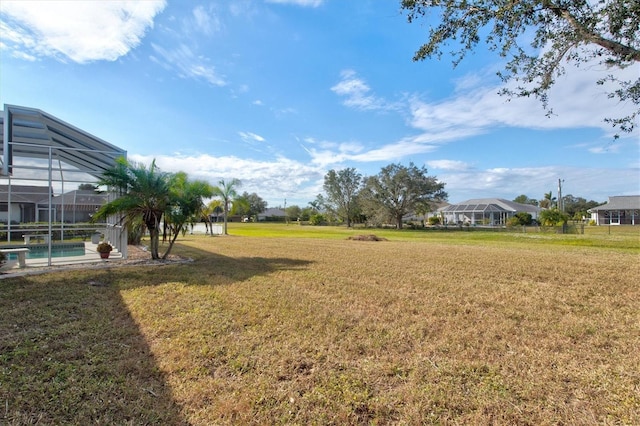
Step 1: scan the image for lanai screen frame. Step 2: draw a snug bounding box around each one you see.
[1,104,128,264]
[440,203,511,225]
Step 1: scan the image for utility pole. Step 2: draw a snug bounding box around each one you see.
[284,198,288,225]
[557,179,564,211]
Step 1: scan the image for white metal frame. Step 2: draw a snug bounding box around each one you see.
[1,104,128,264]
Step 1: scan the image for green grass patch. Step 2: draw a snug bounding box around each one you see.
[227,222,640,250]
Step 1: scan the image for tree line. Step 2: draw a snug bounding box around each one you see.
[312,162,447,230]
[93,159,447,259]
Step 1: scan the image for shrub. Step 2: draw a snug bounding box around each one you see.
[427,216,441,225]
[539,209,569,226]
[309,214,326,226]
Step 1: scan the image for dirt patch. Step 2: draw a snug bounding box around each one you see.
[346,234,388,241]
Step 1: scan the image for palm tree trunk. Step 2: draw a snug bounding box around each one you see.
[149,228,161,259]
[223,204,229,235]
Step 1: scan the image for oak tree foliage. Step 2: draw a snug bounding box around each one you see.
[360,162,447,229]
[323,168,363,227]
[401,0,640,135]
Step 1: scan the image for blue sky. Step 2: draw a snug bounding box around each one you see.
[1,0,638,207]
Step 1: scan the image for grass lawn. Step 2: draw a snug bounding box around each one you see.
[1,225,639,424]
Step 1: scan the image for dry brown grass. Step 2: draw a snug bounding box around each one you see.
[2,233,639,425]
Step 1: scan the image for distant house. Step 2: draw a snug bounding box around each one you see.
[439,198,541,226]
[588,195,640,225]
[403,201,450,223]
[257,208,287,222]
[0,185,106,224]
[48,190,108,223]
[0,185,51,223]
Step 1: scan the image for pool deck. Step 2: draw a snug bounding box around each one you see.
[1,242,124,272]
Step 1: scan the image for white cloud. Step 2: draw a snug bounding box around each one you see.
[192,5,221,36]
[436,164,640,203]
[324,59,638,172]
[148,4,227,87]
[409,58,639,136]
[265,0,324,7]
[331,69,399,112]
[238,131,266,143]
[129,152,324,206]
[151,43,226,86]
[426,160,471,171]
[0,0,166,63]
[302,138,365,167]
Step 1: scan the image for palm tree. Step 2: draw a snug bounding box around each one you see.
[203,199,224,234]
[162,172,213,257]
[540,191,557,209]
[212,178,241,235]
[94,157,170,259]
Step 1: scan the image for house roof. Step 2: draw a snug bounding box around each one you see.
[258,208,286,218]
[44,190,108,207]
[588,195,640,211]
[1,104,126,178]
[0,185,51,204]
[440,198,540,214]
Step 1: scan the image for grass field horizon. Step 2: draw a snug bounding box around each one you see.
[1,224,639,424]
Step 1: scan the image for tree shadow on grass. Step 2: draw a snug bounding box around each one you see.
[0,244,312,425]
[111,242,314,290]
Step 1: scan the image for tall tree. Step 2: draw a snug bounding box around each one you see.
[401,0,640,134]
[514,194,539,206]
[162,172,213,258]
[212,178,241,235]
[78,183,99,192]
[230,196,250,218]
[562,194,601,219]
[323,168,363,227]
[285,205,302,221]
[232,191,267,221]
[361,162,447,229]
[94,157,170,260]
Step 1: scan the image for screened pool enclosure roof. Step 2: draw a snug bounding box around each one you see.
[441,203,509,213]
[440,198,541,215]
[1,104,126,178]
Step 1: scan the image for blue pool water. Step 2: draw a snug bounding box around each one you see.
[4,244,86,260]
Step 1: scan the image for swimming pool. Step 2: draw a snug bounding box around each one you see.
[3,243,86,260]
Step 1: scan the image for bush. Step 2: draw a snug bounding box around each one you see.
[539,209,569,226]
[508,212,533,226]
[427,216,441,225]
[309,214,326,226]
